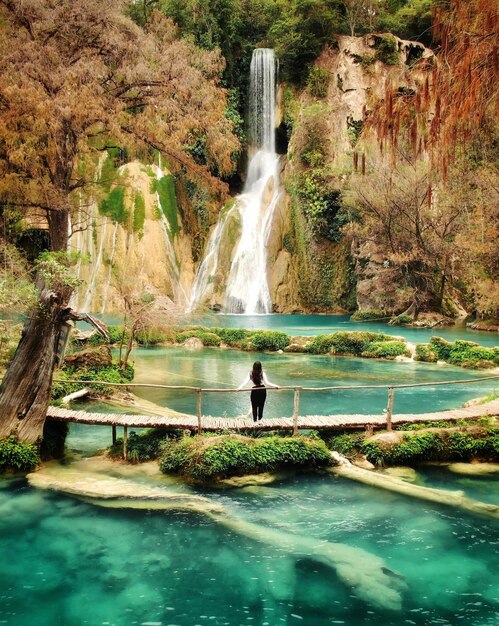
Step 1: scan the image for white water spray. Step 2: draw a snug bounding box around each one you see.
[189,48,280,314]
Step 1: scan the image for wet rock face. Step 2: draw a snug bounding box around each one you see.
[354,241,413,314]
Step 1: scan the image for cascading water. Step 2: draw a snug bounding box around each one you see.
[189,48,281,314]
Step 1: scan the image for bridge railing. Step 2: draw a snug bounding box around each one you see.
[54,375,499,436]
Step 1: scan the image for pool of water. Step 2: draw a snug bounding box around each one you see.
[204,314,498,347]
[127,347,497,419]
[1,471,498,626]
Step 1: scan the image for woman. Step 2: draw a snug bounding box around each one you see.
[238,361,278,422]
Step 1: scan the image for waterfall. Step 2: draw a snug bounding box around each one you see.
[189,48,280,314]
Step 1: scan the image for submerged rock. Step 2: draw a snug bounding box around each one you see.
[448,462,499,476]
[382,466,418,483]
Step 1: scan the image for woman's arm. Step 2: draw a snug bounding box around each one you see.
[237,373,251,390]
[262,371,279,388]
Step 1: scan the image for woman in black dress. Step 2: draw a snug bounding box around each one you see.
[238,361,278,422]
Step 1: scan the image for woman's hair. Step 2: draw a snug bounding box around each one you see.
[250,361,263,386]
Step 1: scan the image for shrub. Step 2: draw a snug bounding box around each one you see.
[197,332,222,347]
[109,428,183,462]
[307,66,329,98]
[306,334,337,354]
[248,330,290,351]
[447,430,499,461]
[306,331,393,356]
[210,327,252,346]
[427,337,499,367]
[389,314,413,326]
[322,432,365,457]
[447,340,499,368]
[135,328,167,346]
[374,34,399,65]
[159,435,331,480]
[51,363,134,400]
[361,429,499,466]
[361,341,410,359]
[87,325,128,346]
[428,336,453,361]
[415,344,438,363]
[362,432,444,466]
[0,437,39,472]
[350,310,388,321]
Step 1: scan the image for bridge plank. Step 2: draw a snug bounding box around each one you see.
[45,399,499,431]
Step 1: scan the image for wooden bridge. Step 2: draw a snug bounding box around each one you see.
[47,375,499,457]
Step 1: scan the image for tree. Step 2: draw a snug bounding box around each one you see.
[112,261,183,371]
[0,0,239,443]
[369,0,498,173]
[347,149,469,316]
[343,0,377,36]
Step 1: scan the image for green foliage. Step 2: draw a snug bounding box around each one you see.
[373,34,399,65]
[347,118,363,146]
[361,340,410,359]
[35,251,82,291]
[0,436,39,472]
[428,336,453,361]
[86,325,129,346]
[306,331,393,355]
[427,337,499,368]
[323,432,365,457]
[247,330,290,351]
[447,430,499,461]
[134,328,167,346]
[99,187,128,225]
[225,87,246,158]
[51,362,134,400]
[307,66,330,98]
[197,331,222,347]
[362,432,444,466]
[133,192,146,233]
[210,327,252,346]
[447,340,499,368]
[379,0,433,46]
[109,428,184,463]
[0,322,21,367]
[283,86,298,140]
[0,239,36,313]
[159,434,331,480]
[98,149,123,193]
[362,428,499,466]
[351,54,376,69]
[152,175,179,236]
[268,1,341,83]
[297,172,348,242]
[389,314,413,325]
[299,105,329,167]
[350,310,388,322]
[415,344,438,363]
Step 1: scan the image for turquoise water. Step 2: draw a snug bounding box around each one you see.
[1,472,498,626]
[2,316,497,625]
[205,314,499,347]
[99,313,498,347]
[128,347,497,419]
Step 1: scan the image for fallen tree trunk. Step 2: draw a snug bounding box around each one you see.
[329,452,499,520]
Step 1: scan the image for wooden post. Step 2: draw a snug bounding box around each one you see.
[112,425,117,445]
[197,389,202,434]
[123,426,128,460]
[386,387,395,431]
[293,387,301,437]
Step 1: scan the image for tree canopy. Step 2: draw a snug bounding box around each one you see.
[0,0,239,249]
